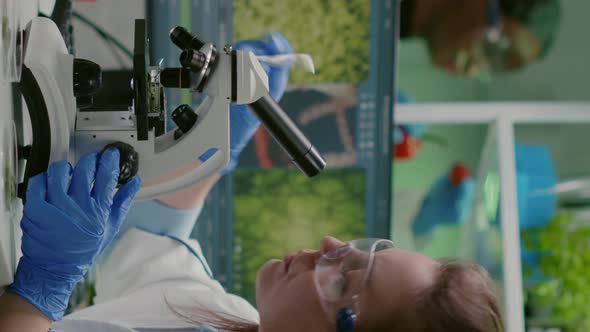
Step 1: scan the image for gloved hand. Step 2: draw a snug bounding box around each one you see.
[200,32,293,174]
[7,149,141,321]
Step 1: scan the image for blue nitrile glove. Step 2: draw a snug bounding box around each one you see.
[199,32,292,174]
[412,163,475,236]
[7,149,141,321]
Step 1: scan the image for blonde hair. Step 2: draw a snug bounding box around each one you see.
[400,260,504,331]
[171,260,503,332]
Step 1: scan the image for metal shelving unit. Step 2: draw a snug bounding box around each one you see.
[396,102,590,332]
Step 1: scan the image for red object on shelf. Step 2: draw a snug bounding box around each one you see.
[254,127,274,168]
[448,162,471,185]
[394,130,421,160]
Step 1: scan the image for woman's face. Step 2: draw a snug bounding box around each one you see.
[255,237,441,331]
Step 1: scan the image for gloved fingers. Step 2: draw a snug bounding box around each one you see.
[92,148,120,209]
[230,104,260,136]
[25,172,47,205]
[262,32,294,55]
[230,105,261,149]
[232,36,290,54]
[233,39,269,55]
[267,63,290,101]
[37,161,96,235]
[22,173,59,225]
[233,36,291,101]
[69,152,99,205]
[46,161,74,209]
[22,193,97,250]
[261,32,292,101]
[110,176,142,229]
[20,215,72,257]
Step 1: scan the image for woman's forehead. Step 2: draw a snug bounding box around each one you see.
[349,249,438,327]
[365,249,440,300]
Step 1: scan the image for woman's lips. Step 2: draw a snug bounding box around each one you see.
[283,250,319,272]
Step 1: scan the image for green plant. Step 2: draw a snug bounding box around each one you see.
[523,212,590,331]
[232,168,365,304]
[233,0,370,83]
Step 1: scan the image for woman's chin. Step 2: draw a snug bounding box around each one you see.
[256,259,283,286]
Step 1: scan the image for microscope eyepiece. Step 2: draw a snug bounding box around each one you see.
[170,26,205,51]
[179,49,207,72]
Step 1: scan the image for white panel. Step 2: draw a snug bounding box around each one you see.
[0,81,16,288]
[20,0,41,25]
[0,0,33,289]
[73,0,146,70]
[396,103,590,123]
[496,117,525,332]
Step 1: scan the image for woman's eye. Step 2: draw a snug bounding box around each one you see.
[339,270,357,295]
[333,273,348,296]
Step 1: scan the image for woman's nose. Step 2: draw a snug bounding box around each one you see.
[320,236,345,255]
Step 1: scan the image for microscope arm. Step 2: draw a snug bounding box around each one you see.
[19,18,326,202]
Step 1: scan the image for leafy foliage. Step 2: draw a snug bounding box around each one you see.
[232,168,365,304]
[233,0,370,83]
[523,212,590,331]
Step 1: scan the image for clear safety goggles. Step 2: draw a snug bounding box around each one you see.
[313,238,395,324]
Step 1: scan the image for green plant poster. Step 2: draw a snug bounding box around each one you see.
[232,168,365,304]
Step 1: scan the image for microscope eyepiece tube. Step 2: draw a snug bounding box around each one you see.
[170,26,205,51]
[179,49,207,72]
[248,95,326,177]
[160,68,191,88]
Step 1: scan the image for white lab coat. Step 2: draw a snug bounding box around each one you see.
[52,228,259,331]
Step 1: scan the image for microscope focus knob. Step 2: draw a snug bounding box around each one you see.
[101,142,139,186]
[73,58,102,97]
[171,104,198,133]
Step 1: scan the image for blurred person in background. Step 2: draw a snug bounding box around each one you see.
[400,0,561,78]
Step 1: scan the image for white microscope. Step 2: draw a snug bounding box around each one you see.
[0,16,325,289]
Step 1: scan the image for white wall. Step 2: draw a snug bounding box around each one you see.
[73,0,145,70]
